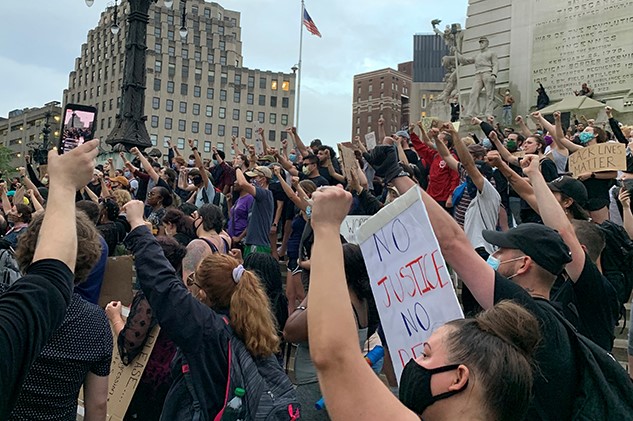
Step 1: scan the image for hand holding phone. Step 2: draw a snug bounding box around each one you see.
[58,104,98,154]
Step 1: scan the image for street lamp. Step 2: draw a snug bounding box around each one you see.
[87,0,185,151]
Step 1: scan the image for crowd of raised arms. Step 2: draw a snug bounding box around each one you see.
[1,106,633,421]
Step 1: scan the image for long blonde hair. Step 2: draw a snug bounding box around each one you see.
[196,253,280,357]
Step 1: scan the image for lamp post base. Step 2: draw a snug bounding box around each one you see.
[106,116,152,151]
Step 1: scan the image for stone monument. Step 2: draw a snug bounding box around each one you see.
[459,36,498,118]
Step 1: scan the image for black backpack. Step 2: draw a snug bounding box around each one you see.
[539,301,633,420]
[598,221,633,317]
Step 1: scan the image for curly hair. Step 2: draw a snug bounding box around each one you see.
[197,204,224,233]
[112,189,132,209]
[196,253,280,357]
[15,210,102,285]
[162,208,196,238]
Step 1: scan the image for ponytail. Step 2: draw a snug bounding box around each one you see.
[230,270,280,358]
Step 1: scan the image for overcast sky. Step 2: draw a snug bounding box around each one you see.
[0,0,467,145]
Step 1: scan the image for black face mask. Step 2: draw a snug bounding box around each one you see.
[399,359,468,415]
[191,175,203,186]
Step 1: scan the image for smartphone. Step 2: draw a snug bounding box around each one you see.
[58,103,98,154]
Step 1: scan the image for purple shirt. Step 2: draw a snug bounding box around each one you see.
[228,194,254,238]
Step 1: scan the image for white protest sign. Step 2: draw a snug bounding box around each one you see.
[340,216,371,244]
[356,186,463,383]
[255,138,265,156]
[364,132,377,150]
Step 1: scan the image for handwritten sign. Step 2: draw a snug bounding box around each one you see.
[364,132,377,151]
[337,142,358,182]
[356,186,463,383]
[340,216,371,244]
[568,143,626,177]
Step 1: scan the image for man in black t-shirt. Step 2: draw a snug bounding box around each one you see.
[278,153,329,187]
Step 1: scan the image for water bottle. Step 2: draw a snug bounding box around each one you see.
[221,388,246,421]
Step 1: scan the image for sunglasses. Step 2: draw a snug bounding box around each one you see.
[186,272,203,289]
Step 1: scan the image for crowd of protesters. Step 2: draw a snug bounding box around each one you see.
[1,101,633,421]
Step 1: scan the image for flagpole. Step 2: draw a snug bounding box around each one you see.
[295,0,305,132]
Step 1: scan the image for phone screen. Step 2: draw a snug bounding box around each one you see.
[59,104,97,154]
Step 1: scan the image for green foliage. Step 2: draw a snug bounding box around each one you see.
[0,145,15,179]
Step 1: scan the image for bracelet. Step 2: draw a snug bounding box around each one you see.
[295,306,307,311]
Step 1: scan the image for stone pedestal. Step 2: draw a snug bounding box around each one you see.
[429,100,451,122]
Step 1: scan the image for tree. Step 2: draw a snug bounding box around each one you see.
[0,145,16,180]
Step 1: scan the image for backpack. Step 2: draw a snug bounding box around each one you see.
[0,248,22,293]
[538,301,633,420]
[598,221,633,318]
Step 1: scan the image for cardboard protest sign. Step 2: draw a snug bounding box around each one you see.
[340,215,371,244]
[421,117,438,132]
[568,143,626,177]
[356,186,463,383]
[364,132,377,150]
[451,121,460,132]
[337,142,358,182]
[98,255,135,308]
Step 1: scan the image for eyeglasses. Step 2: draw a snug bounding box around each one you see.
[186,272,203,289]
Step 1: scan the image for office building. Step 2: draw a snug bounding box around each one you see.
[410,34,449,122]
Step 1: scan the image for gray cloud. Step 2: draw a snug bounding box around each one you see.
[1,0,467,146]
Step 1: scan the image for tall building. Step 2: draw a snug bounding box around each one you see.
[410,34,449,122]
[351,63,412,139]
[63,0,296,157]
[0,102,62,169]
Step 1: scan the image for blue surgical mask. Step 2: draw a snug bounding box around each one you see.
[289,153,297,163]
[482,138,492,149]
[579,132,594,144]
[486,255,501,271]
[212,159,218,166]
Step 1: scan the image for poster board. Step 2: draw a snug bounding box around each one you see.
[356,186,463,383]
[255,138,265,156]
[337,142,358,182]
[98,255,135,308]
[421,117,439,132]
[364,132,377,151]
[568,143,626,177]
[340,215,371,244]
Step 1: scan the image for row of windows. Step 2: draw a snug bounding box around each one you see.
[150,83,291,107]
[149,129,286,148]
[149,113,289,131]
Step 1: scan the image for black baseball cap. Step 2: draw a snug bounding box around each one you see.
[483,223,572,275]
[548,176,588,207]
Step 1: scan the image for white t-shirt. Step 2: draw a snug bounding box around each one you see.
[464,178,501,255]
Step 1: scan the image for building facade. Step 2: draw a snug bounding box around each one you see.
[410,34,449,122]
[0,102,62,170]
[63,0,296,158]
[351,63,412,140]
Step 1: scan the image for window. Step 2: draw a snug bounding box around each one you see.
[193,103,200,115]
[220,90,227,101]
[368,85,373,92]
[177,137,185,149]
[154,43,162,54]
[167,81,174,93]
[219,107,226,119]
[368,115,372,123]
[207,53,214,64]
[268,130,275,141]
[220,56,227,66]
[247,93,254,105]
[151,115,159,128]
[168,46,175,56]
[152,97,160,109]
[221,72,227,84]
[232,109,240,120]
[182,49,189,59]
[258,112,265,123]
[219,41,225,50]
[218,25,225,35]
[166,99,173,112]
[218,125,225,136]
[233,90,241,103]
[153,78,161,91]
[154,60,162,72]
[154,27,161,37]
[165,117,173,129]
[205,105,213,117]
[248,75,255,88]
[179,101,187,113]
[282,97,289,108]
[181,65,189,78]
[205,123,212,135]
[246,111,253,122]
[259,77,266,89]
[258,95,265,106]
[282,81,290,91]
[245,128,253,139]
[231,126,239,137]
[204,8,211,18]
[270,96,277,107]
[269,113,276,124]
[150,134,158,146]
[163,136,171,147]
[180,83,188,95]
[192,121,199,133]
[281,131,288,141]
[271,80,278,90]
[207,87,214,99]
[178,119,186,131]
[194,85,201,97]
[204,141,211,152]
[234,74,241,85]
[194,50,201,61]
[281,114,288,126]
[168,63,176,76]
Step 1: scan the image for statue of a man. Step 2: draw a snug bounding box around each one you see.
[460,36,498,118]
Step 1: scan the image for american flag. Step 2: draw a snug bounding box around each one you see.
[303,8,322,38]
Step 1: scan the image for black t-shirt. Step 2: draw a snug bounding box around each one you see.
[494,272,576,420]
[551,255,618,352]
[300,173,329,188]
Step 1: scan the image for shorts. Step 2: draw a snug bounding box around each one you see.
[584,198,610,212]
[288,257,299,272]
[243,244,272,258]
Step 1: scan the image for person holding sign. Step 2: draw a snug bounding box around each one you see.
[307,186,541,421]
[537,111,617,223]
